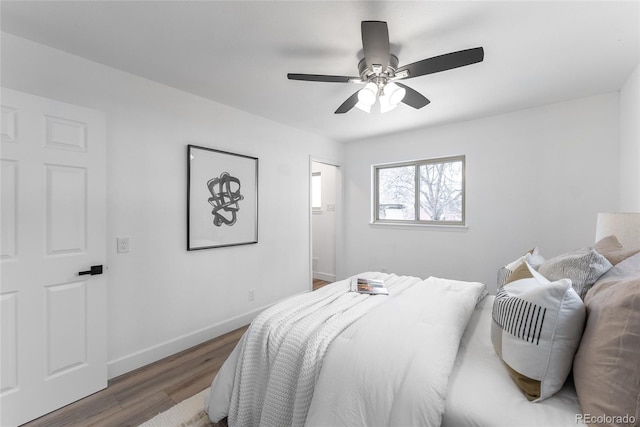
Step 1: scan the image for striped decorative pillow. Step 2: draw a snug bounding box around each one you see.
[538,248,612,299]
[491,262,586,402]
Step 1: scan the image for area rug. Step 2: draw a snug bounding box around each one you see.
[139,389,213,427]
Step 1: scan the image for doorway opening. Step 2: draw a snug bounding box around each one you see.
[310,159,341,290]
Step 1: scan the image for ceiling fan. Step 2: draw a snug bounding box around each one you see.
[287,21,484,114]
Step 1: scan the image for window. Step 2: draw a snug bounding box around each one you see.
[374,155,465,225]
[312,172,322,211]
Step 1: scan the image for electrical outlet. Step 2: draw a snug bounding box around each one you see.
[117,237,130,254]
[248,288,255,301]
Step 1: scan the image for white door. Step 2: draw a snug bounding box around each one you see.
[1,88,107,426]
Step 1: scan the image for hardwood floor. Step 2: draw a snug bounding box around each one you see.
[21,325,247,427]
[313,278,330,290]
[21,280,332,427]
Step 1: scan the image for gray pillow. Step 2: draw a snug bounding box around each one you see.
[538,248,612,299]
[591,251,640,286]
[573,273,640,425]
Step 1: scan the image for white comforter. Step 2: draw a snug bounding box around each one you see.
[206,273,486,427]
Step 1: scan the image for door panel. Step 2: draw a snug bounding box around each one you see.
[1,160,18,259]
[46,281,88,376]
[0,88,107,427]
[311,160,339,284]
[0,292,18,394]
[46,164,87,254]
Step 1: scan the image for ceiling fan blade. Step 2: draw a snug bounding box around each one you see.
[362,21,390,71]
[395,82,430,109]
[335,91,361,114]
[287,73,356,83]
[396,47,484,79]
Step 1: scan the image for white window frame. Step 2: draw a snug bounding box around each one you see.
[373,155,466,226]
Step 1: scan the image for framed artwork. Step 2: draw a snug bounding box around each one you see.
[187,144,258,250]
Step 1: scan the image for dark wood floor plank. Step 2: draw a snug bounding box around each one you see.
[21,326,248,427]
[112,328,246,409]
[21,388,121,427]
[89,391,174,427]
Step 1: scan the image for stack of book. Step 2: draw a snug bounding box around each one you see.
[350,277,389,295]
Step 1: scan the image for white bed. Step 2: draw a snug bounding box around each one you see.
[206,239,640,427]
[207,273,489,427]
[205,275,582,426]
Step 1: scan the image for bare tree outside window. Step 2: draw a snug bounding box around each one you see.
[378,166,415,220]
[374,156,465,225]
[419,160,463,222]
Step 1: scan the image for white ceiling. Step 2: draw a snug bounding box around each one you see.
[2,1,639,142]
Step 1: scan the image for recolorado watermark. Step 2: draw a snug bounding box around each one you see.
[576,413,636,425]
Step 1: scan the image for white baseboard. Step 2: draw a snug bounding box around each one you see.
[313,271,336,282]
[107,304,269,379]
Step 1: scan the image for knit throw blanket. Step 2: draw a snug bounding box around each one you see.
[227,273,422,427]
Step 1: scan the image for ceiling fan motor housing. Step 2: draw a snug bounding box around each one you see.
[358,54,399,84]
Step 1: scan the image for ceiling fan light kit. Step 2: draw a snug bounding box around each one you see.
[287,21,484,115]
[357,82,378,105]
[379,83,406,113]
[355,102,371,114]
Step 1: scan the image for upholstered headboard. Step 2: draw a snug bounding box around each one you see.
[595,212,640,249]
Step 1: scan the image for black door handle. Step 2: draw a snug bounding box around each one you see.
[79,265,103,276]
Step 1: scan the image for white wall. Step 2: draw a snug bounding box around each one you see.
[619,62,640,211]
[1,33,343,377]
[344,93,621,293]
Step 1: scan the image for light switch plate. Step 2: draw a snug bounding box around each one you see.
[117,237,130,253]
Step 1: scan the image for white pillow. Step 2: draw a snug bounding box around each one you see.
[491,262,586,401]
[497,247,545,287]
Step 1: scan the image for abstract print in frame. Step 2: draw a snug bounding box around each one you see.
[187,144,258,250]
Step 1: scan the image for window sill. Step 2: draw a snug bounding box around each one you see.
[369,221,469,232]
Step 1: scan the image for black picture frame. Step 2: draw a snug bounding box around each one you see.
[187,144,258,250]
